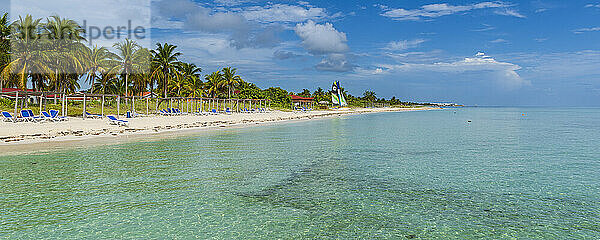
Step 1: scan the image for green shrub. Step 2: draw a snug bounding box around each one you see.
[0,98,13,108]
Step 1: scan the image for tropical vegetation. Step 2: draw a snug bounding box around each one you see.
[0,13,422,111]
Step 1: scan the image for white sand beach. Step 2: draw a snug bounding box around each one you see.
[0,108,436,147]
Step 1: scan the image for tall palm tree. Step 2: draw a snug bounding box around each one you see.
[0,13,11,92]
[220,67,242,99]
[114,39,146,101]
[44,15,86,94]
[83,46,116,93]
[204,71,222,98]
[93,65,119,95]
[178,62,202,98]
[151,43,181,98]
[1,15,55,90]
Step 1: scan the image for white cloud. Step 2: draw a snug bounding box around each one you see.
[573,27,600,34]
[242,4,329,23]
[185,9,249,33]
[380,2,522,21]
[294,20,349,54]
[315,53,356,72]
[490,38,509,43]
[214,0,251,6]
[585,3,600,8]
[494,8,526,18]
[11,0,152,48]
[384,39,426,51]
[376,52,529,89]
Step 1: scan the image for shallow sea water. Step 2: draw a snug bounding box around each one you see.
[1,108,599,239]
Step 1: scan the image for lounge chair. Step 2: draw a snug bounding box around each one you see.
[2,111,20,122]
[107,115,128,126]
[20,110,37,122]
[225,108,232,114]
[26,109,44,122]
[49,110,68,121]
[41,111,57,122]
[86,111,102,119]
[196,108,208,115]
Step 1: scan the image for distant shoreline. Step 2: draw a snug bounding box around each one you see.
[0,107,439,155]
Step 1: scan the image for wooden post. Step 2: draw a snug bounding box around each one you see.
[146,97,149,115]
[65,95,68,116]
[83,93,87,119]
[117,96,120,117]
[14,91,18,117]
[39,93,43,115]
[101,95,105,117]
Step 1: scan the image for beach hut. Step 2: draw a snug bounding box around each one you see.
[289,95,314,110]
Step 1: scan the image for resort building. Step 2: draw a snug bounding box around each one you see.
[289,95,314,110]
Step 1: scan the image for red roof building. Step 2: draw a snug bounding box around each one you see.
[289,95,314,102]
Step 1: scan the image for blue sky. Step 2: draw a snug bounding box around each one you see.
[4,0,600,106]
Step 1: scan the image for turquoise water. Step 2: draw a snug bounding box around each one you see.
[1,108,599,239]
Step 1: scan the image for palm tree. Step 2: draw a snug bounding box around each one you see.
[150,43,181,98]
[44,15,86,94]
[83,46,116,93]
[114,39,147,103]
[178,62,202,98]
[220,67,242,99]
[0,12,11,92]
[1,15,55,90]
[204,71,222,98]
[93,65,119,95]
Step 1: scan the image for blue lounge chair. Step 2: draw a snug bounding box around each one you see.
[20,110,37,122]
[107,115,128,126]
[41,111,56,122]
[2,111,20,122]
[49,110,68,121]
[86,111,102,119]
[26,109,45,122]
[225,108,232,114]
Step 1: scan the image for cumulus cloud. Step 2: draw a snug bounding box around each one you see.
[242,4,329,23]
[315,54,356,72]
[294,20,349,54]
[377,52,529,89]
[384,39,426,51]
[153,0,283,49]
[380,2,523,21]
[185,9,249,33]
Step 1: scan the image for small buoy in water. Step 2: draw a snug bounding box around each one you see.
[467,120,472,123]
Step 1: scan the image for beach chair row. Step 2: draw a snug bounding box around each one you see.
[241,108,269,113]
[2,110,67,123]
[194,108,269,115]
[294,107,312,112]
[159,108,186,116]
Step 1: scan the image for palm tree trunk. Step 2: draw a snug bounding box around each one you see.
[125,72,128,107]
